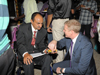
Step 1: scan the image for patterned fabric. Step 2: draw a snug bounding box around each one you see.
[0,0,10,55]
[92,19,98,33]
[11,25,20,49]
[15,0,19,17]
[77,0,97,25]
[31,31,37,46]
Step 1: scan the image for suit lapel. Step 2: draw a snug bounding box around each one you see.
[35,28,46,44]
[73,33,82,53]
[28,23,32,41]
[66,39,71,54]
[64,39,71,59]
[64,33,82,60]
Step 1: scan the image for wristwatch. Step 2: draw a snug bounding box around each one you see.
[47,27,50,29]
[60,68,63,73]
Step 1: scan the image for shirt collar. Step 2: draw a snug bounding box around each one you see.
[72,34,79,44]
[31,24,38,32]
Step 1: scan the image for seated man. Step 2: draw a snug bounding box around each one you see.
[48,19,97,75]
[17,12,52,75]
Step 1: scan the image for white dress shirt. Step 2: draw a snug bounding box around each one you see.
[22,24,38,57]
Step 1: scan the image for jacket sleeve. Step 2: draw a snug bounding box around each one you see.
[47,0,55,15]
[57,38,67,50]
[17,26,27,56]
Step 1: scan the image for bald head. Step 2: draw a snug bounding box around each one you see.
[31,12,43,21]
[31,12,43,30]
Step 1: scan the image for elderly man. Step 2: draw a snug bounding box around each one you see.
[48,19,97,75]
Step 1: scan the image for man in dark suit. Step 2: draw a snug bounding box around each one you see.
[17,12,52,75]
[48,19,97,75]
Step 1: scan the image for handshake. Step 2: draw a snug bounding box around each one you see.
[43,48,57,54]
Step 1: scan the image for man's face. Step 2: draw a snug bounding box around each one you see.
[63,25,72,38]
[31,14,43,30]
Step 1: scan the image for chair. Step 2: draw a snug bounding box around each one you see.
[12,26,53,75]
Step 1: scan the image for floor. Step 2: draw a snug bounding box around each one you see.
[92,39,100,75]
[15,39,100,75]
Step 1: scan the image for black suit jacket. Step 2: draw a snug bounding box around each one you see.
[17,23,47,59]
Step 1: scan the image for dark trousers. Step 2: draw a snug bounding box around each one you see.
[81,23,92,39]
[0,47,15,75]
[22,54,52,75]
[53,60,70,75]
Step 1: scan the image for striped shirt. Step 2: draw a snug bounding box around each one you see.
[0,0,10,56]
[77,0,97,25]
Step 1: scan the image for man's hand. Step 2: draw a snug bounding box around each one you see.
[96,12,100,15]
[14,17,18,21]
[80,5,85,8]
[80,5,90,10]
[56,67,61,74]
[48,40,57,52]
[71,9,74,14]
[43,48,57,54]
[47,27,52,32]
[56,67,65,74]
[76,5,85,10]
[23,53,33,65]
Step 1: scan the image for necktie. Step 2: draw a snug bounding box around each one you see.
[31,31,37,46]
[70,41,73,67]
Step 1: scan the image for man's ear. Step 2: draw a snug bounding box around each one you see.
[30,19,32,22]
[30,19,33,23]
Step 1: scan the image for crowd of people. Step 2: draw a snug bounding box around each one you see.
[0,0,100,75]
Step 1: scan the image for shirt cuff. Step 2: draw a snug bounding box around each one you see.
[22,52,28,57]
[63,68,66,73]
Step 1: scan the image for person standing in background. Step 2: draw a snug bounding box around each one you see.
[47,0,72,63]
[14,0,25,22]
[23,0,38,23]
[37,0,43,12]
[40,1,53,44]
[76,0,97,39]
[0,0,15,75]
